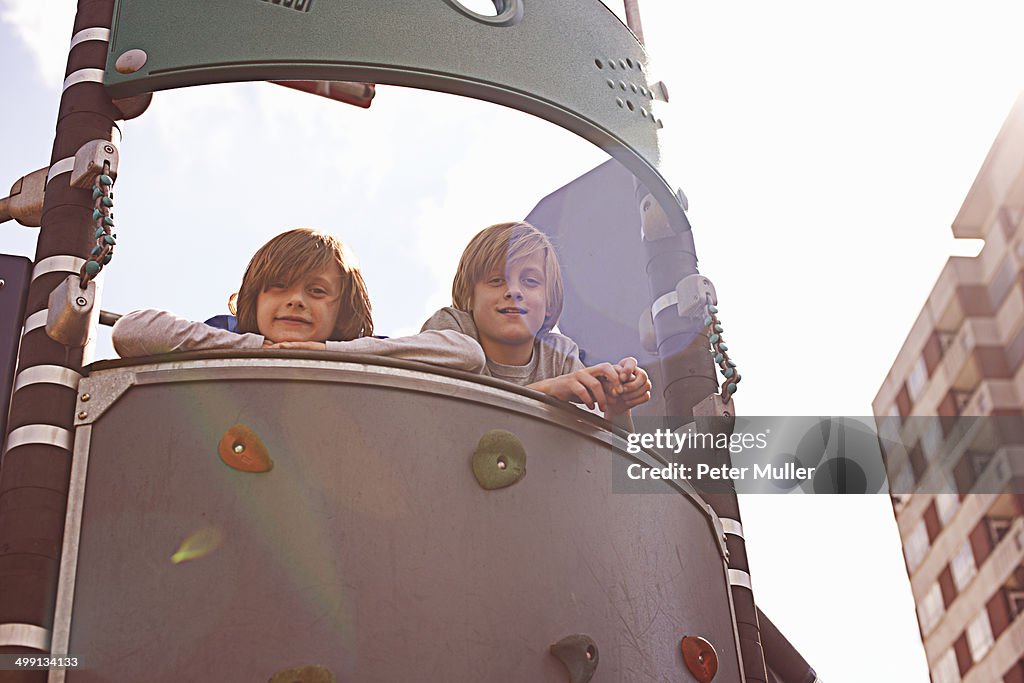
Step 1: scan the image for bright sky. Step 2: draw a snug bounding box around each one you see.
[4,1,1024,680]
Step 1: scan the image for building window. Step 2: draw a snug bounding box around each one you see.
[905,520,930,572]
[988,518,1013,545]
[922,417,944,463]
[936,494,960,526]
[908,357,929,401]
[951,541,978,592]
[932,648,961,683]
[879,404,903,444]
[966,610,994,662]
[892,460,915,496]
[1007,589,1024,619]
[1001,206,1022,239]
[952,390,971,414]
[959,327,974,351]
[918,582,945,635]
[971,452,994,479]
[988,257,1015,309]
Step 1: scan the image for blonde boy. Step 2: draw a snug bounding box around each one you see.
[422,221,650,422]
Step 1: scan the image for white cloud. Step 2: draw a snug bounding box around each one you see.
[1,0,75,83]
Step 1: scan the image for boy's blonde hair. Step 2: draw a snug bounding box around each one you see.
[452,221,564,334]
[236,228,373,340]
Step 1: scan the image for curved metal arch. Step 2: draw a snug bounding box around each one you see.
[104,0,690,233]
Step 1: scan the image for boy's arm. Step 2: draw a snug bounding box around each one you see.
[524,339,621,412]
[293,330,486,373]
[603,357,652,430]
[112,309,265,357]
[527,363,622,411]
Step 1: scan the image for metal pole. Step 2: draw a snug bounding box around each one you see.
[644,240,770,683]
[626,8,768,678]
[0,0,118,674]
[634,49,771,680]
[623,0,645,44]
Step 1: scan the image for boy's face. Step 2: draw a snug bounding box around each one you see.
[256,264,343,343]
[471,251,549,354]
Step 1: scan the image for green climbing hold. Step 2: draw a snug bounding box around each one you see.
[103,235,116,245]
[719,343,728,351]
[714,324,723,333]
[94,228,105,238]
[709,334,720,344]
[102,254,112,264]
[708,304,718,314]
[727,360,737,367]
[725,383,737,394]
[98,175,113,186]
[703,316,713,326]
[91,187,102,199]
[101,197,113,207]
[84,261,101,276]
[723,368,734,378]
[102,217,115,227]
[92,209,103,221]
[90,246,102,256]
[714,353,724,363]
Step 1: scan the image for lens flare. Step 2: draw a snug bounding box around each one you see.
[171,526,224,564]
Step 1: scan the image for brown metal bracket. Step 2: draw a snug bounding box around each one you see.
[0,167,47,227]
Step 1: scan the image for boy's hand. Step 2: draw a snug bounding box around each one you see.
[528,363,624,411]
[267,341,328,351]
[605,357,652,417]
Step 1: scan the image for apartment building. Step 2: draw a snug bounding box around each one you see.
[873,96,1024,683]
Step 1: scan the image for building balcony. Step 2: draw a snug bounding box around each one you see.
[910,447,1024,598]
[925,509,1024,664]
[962,566,1024,683]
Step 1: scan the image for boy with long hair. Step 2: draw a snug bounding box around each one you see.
[422,221,650,422]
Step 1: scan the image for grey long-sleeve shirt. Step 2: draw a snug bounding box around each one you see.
[112,308,486,373]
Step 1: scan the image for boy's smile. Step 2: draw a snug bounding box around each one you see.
[256,264,343,343]
[471,252,549,365]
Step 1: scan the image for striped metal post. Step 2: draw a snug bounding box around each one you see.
[641,210,769,683]
[626,3,767,676]
[0,0,118,675]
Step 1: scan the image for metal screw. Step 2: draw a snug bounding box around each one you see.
[80,393,90,402]
[496,457,507,470]
[75,297,88,306]
[0,279,5,289]
[233,443,245,454]
[103,145,114,154]
[77,411,88,420]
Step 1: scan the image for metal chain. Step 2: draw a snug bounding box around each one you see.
[704,301,740,401]
[79,161,115,287]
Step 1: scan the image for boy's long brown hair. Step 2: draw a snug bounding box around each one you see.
[452,221,564,335]
[235,228,373,340]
